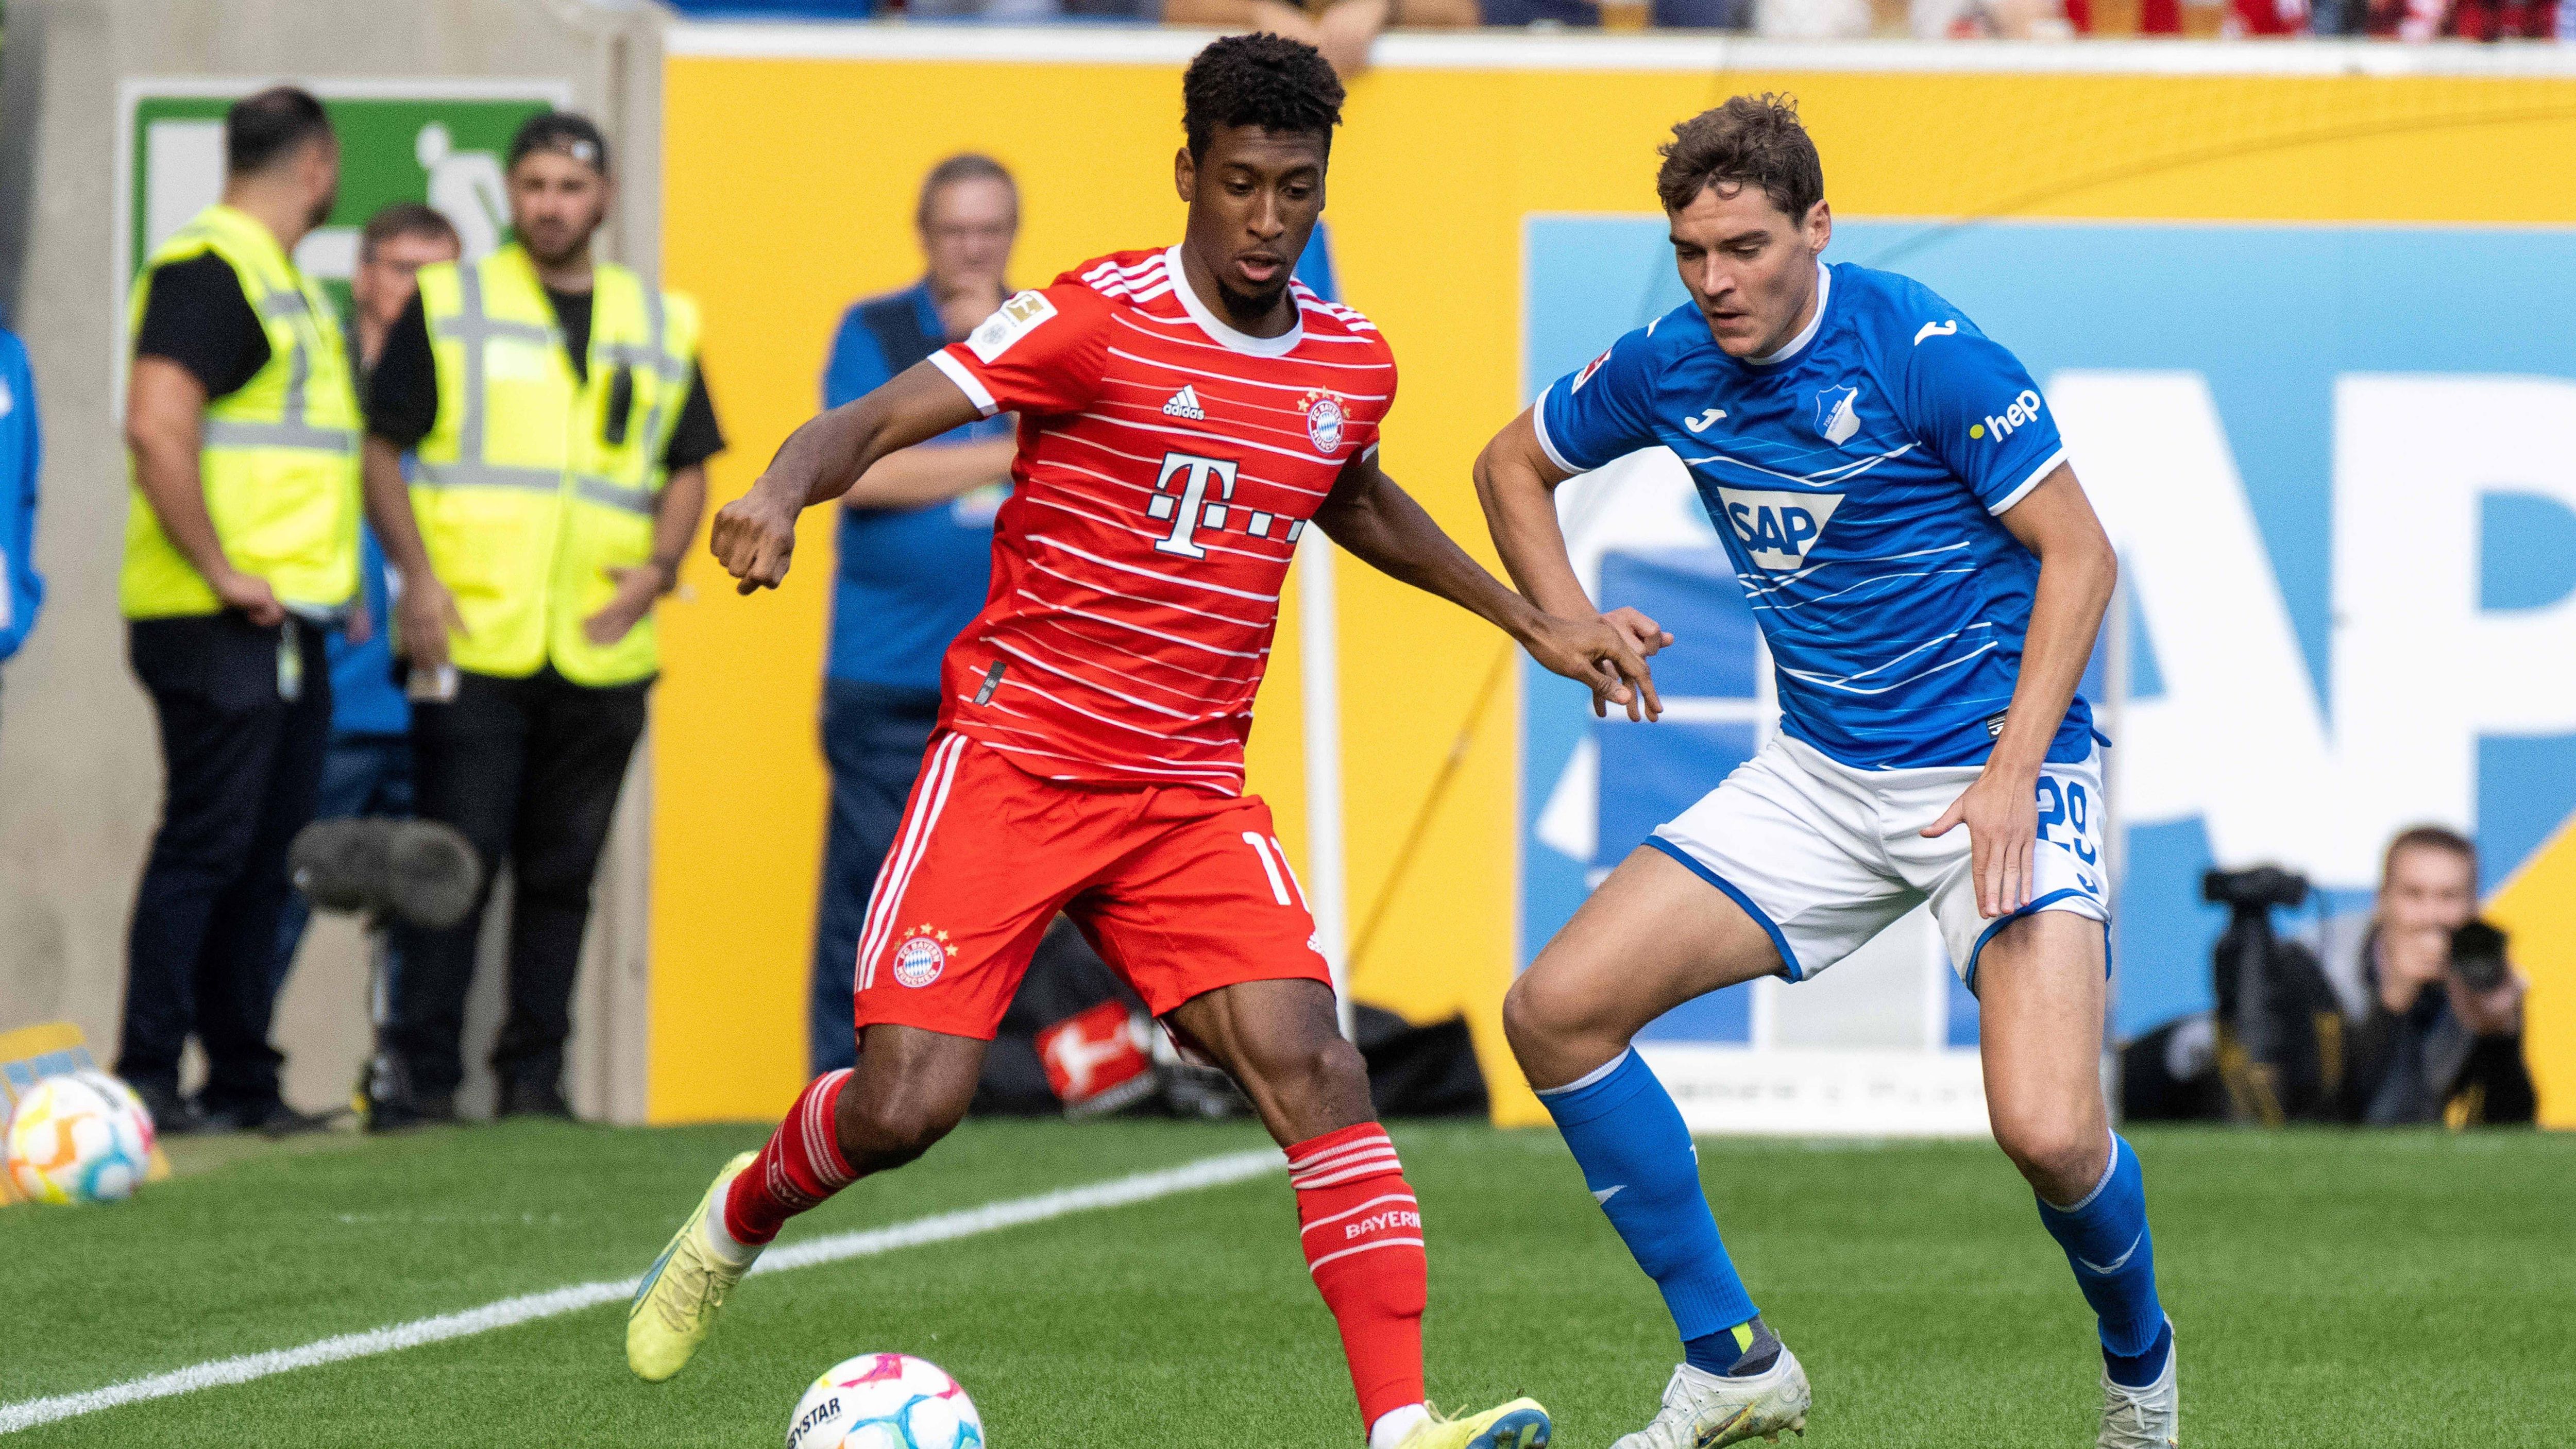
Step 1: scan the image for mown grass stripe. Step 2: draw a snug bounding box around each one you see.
[0,1149,1280,1436]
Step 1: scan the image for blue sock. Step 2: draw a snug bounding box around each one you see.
[1538,1049,1758,1355]
[2035,1134,2168,1386]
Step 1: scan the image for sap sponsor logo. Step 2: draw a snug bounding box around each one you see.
[2054,369,2576,886]
[1971,389,2045,441]
[1571,347,1613,393]
[1715,486,1844,571]
[965,289,1056,363]
[1813,385,1862,446]
[1345,1207,1424,1240]
[1913,319,1959,346]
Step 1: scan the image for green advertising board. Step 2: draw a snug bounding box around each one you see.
[117,79,571,323]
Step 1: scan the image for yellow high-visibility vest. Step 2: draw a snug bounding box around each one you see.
[120,204,361,619]
[410,244,700,686]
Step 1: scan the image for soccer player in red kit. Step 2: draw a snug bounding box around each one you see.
[627,35,1662,1449]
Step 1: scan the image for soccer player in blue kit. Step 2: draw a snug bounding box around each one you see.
[1472,96,2177,1449]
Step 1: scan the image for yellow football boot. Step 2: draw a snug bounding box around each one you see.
[625,1151,759,1383]
[1396,1398,1553,1449]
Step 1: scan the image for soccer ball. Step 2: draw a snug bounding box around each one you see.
[785,1353,984,1449]
[4,1070,157,1204]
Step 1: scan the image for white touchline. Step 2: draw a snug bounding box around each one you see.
[0,1149,1280,1437]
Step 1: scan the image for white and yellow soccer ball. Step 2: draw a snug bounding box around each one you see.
[785,1353,984,1449]
[5,1070,157,1204]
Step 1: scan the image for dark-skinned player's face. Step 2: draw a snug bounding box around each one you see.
[1174,125,1327,316]
[1669,181,1832,360]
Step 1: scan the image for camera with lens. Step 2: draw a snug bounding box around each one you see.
[2201,865,2309,911]
[2448,919,2510,994]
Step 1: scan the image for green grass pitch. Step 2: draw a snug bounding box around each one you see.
[5,1119,2570,1446]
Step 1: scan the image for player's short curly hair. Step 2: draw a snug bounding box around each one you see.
[1656,93,1825,221]
[1181,33,1346,162]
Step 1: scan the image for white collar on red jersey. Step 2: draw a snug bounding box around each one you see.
[1164,244,1307,359]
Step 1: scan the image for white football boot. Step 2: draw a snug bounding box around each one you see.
[1610,1346,1811,1449]
[2097,1322,2179,1449]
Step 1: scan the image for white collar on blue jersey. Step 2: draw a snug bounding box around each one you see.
[1743,261,1832,367]
[1166,244,1307,358]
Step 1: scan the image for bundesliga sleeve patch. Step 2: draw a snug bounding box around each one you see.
[1570,347,1613,393]
[965,290,1058,363]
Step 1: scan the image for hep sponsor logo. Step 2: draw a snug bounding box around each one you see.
[1715,485,1845,571]
[1345,1207,1423,1240]
[1971,388,2045,441]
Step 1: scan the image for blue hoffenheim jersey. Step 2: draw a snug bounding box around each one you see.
[1538,260,2095,771]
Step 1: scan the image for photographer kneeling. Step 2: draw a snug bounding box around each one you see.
[2327,827,2536,1127]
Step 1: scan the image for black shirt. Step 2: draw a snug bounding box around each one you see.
[133,253,272,399]
[367,288,725,472]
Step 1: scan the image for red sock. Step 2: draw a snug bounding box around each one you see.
[722,1068,858,1246]
[1290,1122,1428,1431]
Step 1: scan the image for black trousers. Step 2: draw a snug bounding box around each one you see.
[387,666,647,1097]
[119,613,332,1115]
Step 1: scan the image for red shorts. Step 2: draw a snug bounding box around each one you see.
[852,732,1332,1040]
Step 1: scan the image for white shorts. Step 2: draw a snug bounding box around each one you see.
[1649,735,2110,991]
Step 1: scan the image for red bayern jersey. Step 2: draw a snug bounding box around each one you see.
[924,246,1396,794]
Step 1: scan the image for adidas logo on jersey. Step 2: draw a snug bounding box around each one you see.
[1162,385,1206,421]
[1715,485,1845,571]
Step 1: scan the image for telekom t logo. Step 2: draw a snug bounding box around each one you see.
[1149,451,1238,559]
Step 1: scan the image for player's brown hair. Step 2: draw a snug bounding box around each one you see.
[2382,824,2478,888]
[1655,94,1825,222]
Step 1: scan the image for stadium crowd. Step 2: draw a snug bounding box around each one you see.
[666,0,2568,52]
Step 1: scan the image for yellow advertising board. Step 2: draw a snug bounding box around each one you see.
[656,29,2576,1128]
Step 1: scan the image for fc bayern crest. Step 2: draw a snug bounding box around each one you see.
[891,928,951,988]
[1305,393,1346,456]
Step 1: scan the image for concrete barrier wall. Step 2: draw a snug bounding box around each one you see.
[0,0,666,1124]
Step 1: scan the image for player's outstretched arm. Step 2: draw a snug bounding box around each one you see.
[709,361,987,594]
[1919,463,2118,917]
[1470,407,1675,718]
[1314,443,1663,720]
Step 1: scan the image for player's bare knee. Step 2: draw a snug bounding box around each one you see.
[1504,962,1610,1059]
[834,1081,965,1169]
[1993,1109,2104,1200]
[1501,973,1556,1061]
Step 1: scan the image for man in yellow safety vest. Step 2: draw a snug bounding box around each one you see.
[118,87,369,1137]
[361,111,722,1127]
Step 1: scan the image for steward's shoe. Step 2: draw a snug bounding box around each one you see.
[2098,1322,2179,1449]
[497,1078,575,1121]
[1395,1398,1552,1449]
[1611,1348,1811,1449]
[626,1151,759,1383]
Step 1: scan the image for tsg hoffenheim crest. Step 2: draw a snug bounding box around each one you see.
[1303,390,1347,456]
[1812,385,1861,446]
